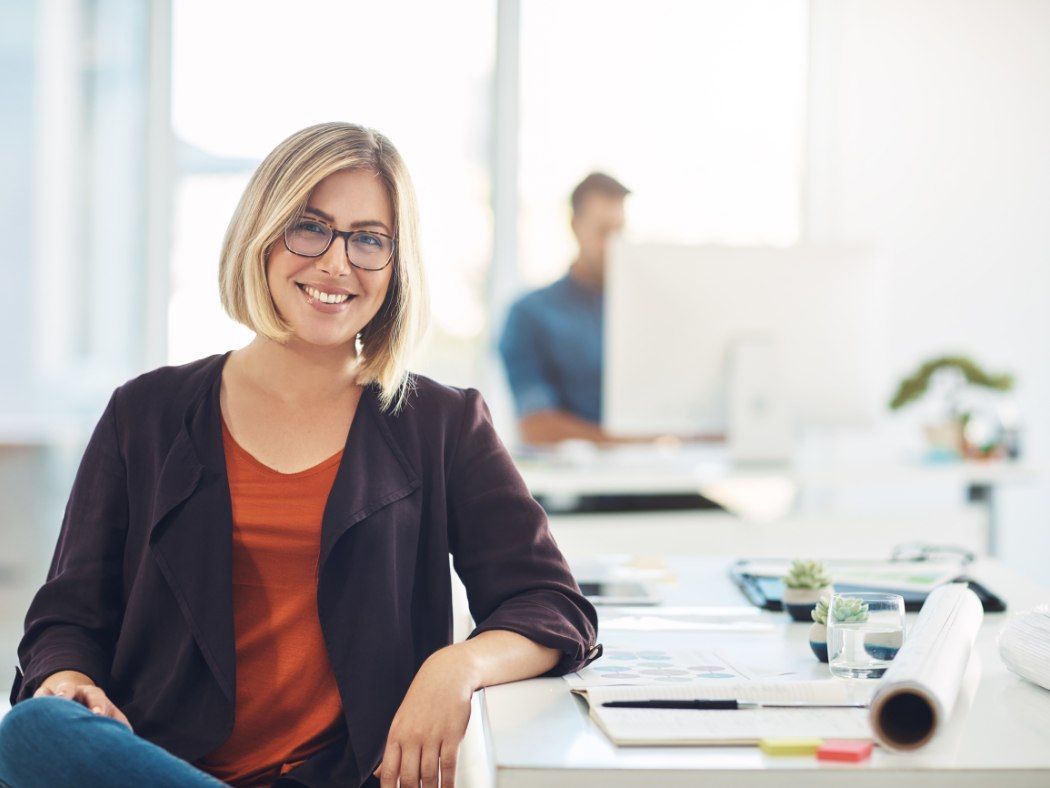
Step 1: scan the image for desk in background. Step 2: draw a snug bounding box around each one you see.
[545,509,989,564]
[514,444,1040,557]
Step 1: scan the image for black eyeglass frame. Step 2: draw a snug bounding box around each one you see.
[283,216,396,272]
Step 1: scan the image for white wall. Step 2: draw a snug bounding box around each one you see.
[806,0,1050,584]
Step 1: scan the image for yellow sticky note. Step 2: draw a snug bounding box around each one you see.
[759,738,823,756]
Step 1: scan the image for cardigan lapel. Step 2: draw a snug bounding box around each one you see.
[145,350,422,711]
[147,353,236,703]
[318,378,421,573]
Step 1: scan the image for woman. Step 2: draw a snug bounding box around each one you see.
[0,122,601,787]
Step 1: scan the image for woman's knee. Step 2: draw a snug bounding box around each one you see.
[0,696,86,750]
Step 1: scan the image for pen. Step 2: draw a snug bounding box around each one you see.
[600,699,868,710]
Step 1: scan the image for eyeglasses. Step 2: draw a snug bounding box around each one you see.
[890,542,975,565]
[283,216,395,271]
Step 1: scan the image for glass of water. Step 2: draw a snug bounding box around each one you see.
[827,592,906,679]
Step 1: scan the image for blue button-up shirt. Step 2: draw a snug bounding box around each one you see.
[498,274,603,423]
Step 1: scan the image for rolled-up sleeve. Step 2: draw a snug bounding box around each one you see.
[447,387,601,676]
[10,387,129,705]
[497,300,561,418]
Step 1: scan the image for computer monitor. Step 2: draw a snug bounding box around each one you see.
[602,241,887,452]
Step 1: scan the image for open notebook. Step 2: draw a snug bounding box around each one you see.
[571,680,873,746]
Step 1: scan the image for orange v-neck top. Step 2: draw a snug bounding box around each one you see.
[193,413,347,787]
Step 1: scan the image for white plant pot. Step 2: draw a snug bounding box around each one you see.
[782,584,834,621]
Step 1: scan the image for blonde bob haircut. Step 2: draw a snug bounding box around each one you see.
[218,122,429,414]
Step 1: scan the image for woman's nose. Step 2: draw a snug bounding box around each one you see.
[318,235,354,277]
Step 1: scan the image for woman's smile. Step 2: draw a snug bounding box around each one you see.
[296,282,357,313]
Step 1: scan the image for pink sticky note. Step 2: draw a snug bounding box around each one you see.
[817,739,873,762]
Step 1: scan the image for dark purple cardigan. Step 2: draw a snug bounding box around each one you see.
[10,351,601,787]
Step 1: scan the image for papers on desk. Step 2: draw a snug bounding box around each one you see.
[563,646,759,689]
[598,605,776,634]
[601,605,763,617]
[572,680,873,746]
[570,586,986,752]
[599,616,776,633]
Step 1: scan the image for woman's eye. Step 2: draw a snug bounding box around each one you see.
[297,220,327,235]
[352,233,382,248]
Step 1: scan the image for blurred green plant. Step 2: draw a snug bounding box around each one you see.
[811,595,831,625]
[889,355,1013,411]
[784,560,832,590]
[831,596,870,624]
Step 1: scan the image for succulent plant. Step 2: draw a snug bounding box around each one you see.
[831,596,870,624]
[811,595,831,625]
[783,560,832,590]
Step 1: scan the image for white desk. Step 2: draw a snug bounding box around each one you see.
[480,556,1050,787]
[514,444,1040,556]
[515,444,1037,497]
[546,509,990,564]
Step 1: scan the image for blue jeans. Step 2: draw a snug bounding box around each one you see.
[0,696,229,787]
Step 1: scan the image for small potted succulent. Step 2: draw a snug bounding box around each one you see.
[829,596,904,661]
[781,560,834,622]
[809,595,831,662]
[811,595,871,662]
[831,595,870,625]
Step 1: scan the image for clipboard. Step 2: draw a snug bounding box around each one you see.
[729,557,1006,613]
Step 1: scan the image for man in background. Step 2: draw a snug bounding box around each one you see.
[498,172,629,445]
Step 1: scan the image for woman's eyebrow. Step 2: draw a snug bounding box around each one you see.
[304,205,391,233]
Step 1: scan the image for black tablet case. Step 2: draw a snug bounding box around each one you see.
[729,558,1007,613]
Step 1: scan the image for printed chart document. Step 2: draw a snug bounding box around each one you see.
[563,646,758,689]
[572,680,874,746]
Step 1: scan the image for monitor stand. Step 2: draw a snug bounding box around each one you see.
[726,337,794,464]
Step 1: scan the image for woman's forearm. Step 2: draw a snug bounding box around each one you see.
[451,629,562,691]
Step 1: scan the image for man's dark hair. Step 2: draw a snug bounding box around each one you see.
[570,172,631,216]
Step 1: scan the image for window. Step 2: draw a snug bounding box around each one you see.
[517,0,808,286]
[170,0,495,386]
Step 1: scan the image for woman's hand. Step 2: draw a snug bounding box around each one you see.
[374,645,477,788]
[34,669,134,732]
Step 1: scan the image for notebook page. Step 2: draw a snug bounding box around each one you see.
[584,679,873,707]
[591,705,872,745]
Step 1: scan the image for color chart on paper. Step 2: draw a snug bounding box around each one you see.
[564,646,753,689]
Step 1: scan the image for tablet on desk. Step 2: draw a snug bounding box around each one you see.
[729,558,1006,613]
[578,580,662,606]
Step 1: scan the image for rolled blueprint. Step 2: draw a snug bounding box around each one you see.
[869,583,983,750]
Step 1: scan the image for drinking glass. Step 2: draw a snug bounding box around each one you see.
[827,592,906,679]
